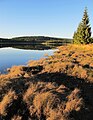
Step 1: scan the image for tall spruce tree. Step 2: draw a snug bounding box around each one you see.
[73,8,91,44]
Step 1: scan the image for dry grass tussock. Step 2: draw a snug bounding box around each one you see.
[0,90,17,116]
[0,44,93,120]
[28,44,93,81]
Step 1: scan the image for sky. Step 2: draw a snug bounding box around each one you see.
[0,0,93,38]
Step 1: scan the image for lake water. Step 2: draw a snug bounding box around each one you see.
[0,47,56,73]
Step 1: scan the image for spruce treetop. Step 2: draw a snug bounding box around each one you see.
[73,7,92,44]
[82,7,89,25]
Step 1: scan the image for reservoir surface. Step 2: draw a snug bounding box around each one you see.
[0,47,56,73]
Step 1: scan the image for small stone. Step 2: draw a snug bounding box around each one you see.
[24,73,30,78]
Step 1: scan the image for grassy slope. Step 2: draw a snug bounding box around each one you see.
[0,44,93,120]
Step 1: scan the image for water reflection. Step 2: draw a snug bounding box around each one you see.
[0,44,57,73]
[0,43,66,50]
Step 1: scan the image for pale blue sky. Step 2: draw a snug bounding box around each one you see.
[0,0,93,38]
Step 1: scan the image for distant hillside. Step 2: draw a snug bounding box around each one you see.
[0,36,72,44]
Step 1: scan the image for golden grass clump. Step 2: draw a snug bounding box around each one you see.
[23,81,83,120]
[0,90,17,116]
[65,88,83,112]
[11,115,22,120]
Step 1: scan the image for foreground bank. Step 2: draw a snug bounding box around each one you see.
[0,44,93,120]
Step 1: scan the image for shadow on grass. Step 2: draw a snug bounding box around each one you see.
[0,71,93,120]
[34,72,93,120]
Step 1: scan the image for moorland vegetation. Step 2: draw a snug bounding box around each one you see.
[0,8,93,120]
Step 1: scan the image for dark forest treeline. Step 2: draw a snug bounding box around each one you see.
[0,36,72,44]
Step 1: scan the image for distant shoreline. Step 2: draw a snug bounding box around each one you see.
[0,36,72,45]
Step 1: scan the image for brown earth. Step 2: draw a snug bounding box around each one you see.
[0,44,93,120]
